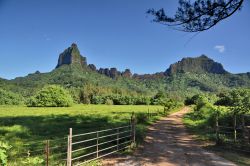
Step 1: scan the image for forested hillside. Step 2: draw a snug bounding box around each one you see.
[0,43,250,103]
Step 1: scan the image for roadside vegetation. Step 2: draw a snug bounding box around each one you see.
[183,88,250,166]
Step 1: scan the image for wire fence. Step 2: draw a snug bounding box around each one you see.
[215,113,250,153]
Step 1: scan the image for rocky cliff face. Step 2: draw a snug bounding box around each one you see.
[122,69,132,78]
[56,43,87,68]
[55,45,227,81]
[165,55,228,75]
[56,43,133,79]
[88,64,97,71]
[97,68,132,79]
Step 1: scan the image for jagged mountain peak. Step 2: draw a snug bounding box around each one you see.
[55,44,228,79]
[165,55,228,75]
[56,43,87,68]
[55,44,133,79]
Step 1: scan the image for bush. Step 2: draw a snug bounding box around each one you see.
[216,88,250,114]
[134,96,150,105]
[27,85,73,107]
[0,141,11,166]
[0,89,23,105]
[91,96,104,104]
[150,91,174,106]
[105,98,113,105]
[184,97,194,105]
[87,93,168,106]
[136,113,148,124]
[185,94,204,106]
[164,99,178,110]
[21,157,44,165]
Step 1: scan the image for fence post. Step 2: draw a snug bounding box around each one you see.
[242,115,246,142]
[130,112,136,144]
[248,126,250,144]
[215,112,220,144]
[148,109,150,119]
[130,116,133,146]
[96,131,99,158]
[45,140,49,166]
[67,128,72,166]
[130,112,134,122]
[133,116,136,144]
[117,128,119,151]
[233,114,237,143]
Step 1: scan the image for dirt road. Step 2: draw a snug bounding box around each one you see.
[102,107,237,166]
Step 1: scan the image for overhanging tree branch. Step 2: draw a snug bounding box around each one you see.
[147,0,244,32]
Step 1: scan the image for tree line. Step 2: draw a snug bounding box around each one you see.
[0,85,180,108]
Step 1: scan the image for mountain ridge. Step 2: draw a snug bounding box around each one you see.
[164,55,228,75]
[0,43,249,100]
[54,43,232,80]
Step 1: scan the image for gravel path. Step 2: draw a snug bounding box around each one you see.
[102,107,237,166]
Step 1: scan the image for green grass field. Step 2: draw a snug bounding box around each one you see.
[0,104,165,165]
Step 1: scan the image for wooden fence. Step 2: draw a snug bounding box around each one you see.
[215,113,250,152]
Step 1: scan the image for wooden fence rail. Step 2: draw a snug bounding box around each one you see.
[215,113,250,147]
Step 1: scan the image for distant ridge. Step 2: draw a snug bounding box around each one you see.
[1,43,249,100]
[165,55,228,75]
[55,44,228,79]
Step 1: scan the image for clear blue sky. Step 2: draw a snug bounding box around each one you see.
[0,0,249,79]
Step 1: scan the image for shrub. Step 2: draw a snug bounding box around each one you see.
[0,89,23,105]
[184,97,194,105]
[134,96,151,105]
[87,94,164,106]
[27,85,73,107]
[91,96,104,104]
[215,88,250,114]
[185,94,204,106]
[164,99,178,110]
[136,113,148,124]
[105,98,113,105]
[0,142,11,166]
[150,91,171,106]
[21,157,44,165]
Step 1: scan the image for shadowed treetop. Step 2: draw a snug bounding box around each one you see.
[147,0,244,32]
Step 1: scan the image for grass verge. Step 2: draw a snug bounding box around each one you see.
[183,106,250,166]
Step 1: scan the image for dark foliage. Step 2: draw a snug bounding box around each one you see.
[147,0,244,32]
[215,88,250,114]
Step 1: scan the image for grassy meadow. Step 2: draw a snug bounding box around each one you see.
[0,104,165,165]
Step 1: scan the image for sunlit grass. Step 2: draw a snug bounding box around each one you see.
[0,104,164,165]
